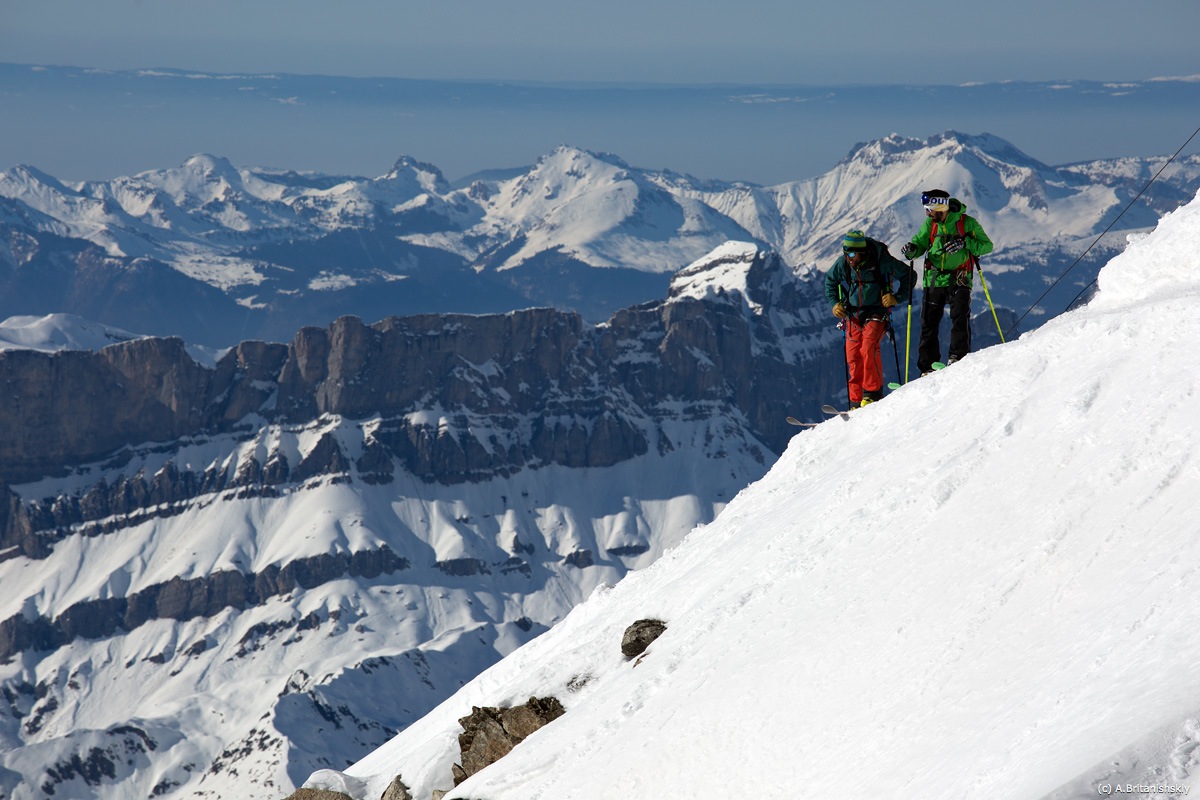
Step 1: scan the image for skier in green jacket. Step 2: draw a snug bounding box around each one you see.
[900,189,994,374]
[825,229,916,407]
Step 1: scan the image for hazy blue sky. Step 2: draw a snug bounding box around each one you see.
[3,1,1199,185]
[3,0,1198,85]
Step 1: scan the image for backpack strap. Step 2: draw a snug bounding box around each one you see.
[957,217,978,270]
[929,217,975,272]
[848,239,894,309]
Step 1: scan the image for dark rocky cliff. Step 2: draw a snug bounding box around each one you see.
[1,247,838,484]
[0,246,842,574]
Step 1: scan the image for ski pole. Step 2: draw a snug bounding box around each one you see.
[838,286,851,410]
[976,257,1005,343]
[887,318,901,386]
[904,260,913,383]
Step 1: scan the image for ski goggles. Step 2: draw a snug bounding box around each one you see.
[921,192,950,211]
[843,247,866,257]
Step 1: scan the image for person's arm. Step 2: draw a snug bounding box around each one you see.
[900,219,932,260]
[883,254,916,304]
[965,216,994,257]
[824,261,845,307]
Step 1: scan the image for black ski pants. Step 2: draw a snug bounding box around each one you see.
[918,284,971,372]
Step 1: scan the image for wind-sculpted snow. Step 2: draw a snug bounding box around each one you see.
[1093,194,1200,307]
[307,190,1200,799]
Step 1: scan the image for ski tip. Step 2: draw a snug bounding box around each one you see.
[786,416,819,427]
[886,382,902,390]
[820,404,851,420]
[932,361,947,370]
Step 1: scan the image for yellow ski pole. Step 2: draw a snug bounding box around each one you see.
[976,258,1005,343]
[904,260,913,383]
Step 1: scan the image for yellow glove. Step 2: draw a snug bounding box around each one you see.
[832,303,848,319]
[881,293,898,308]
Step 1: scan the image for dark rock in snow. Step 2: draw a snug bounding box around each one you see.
[621,618,668,659]
[452,696,566,785]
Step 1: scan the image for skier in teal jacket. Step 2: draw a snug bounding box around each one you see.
[824,229,916,407]
[900,189,994,374]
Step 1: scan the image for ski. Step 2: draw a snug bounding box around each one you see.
[887,382,902,390]
[821,404,851,420]
[786,416,819,427]
[932,361,947,370]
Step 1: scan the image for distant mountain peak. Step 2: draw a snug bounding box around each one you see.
[839,133,926,165]
[382,155,449,193]
[174,154,246,188]
[181,153,238,174]
[0,163,77,195]
[839,130,1044,172]
[538,145,633,173]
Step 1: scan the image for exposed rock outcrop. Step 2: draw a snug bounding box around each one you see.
[451,696,566,785]
[380,774,413,800]
[285,790,352,800]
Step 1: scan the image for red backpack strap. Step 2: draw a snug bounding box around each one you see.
[957,217,976,271]
[931,217,975,272]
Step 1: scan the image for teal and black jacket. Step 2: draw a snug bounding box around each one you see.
[824,238,916,321]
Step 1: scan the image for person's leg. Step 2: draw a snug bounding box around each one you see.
[918,286,947,372]
[948,284,973,363]
[845,319,864,405]
[861,319,887,402]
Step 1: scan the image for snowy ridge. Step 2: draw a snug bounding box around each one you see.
[312,191,1200,799]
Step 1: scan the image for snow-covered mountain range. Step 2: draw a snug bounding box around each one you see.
[3,131,1198,346]
[294,190,1200,800]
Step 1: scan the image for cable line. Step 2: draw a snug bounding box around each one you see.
[1005,121,1200,338]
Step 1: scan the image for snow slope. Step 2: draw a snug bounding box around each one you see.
[311,190,1200,799]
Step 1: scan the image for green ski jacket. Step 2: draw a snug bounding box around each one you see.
[904,199,994,289]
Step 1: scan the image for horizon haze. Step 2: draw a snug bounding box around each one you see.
[3,63,1199,186]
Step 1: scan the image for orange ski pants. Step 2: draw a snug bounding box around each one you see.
[844,318,887,404]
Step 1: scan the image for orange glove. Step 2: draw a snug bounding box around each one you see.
[832,303,847,319]
[881,293,898,308]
